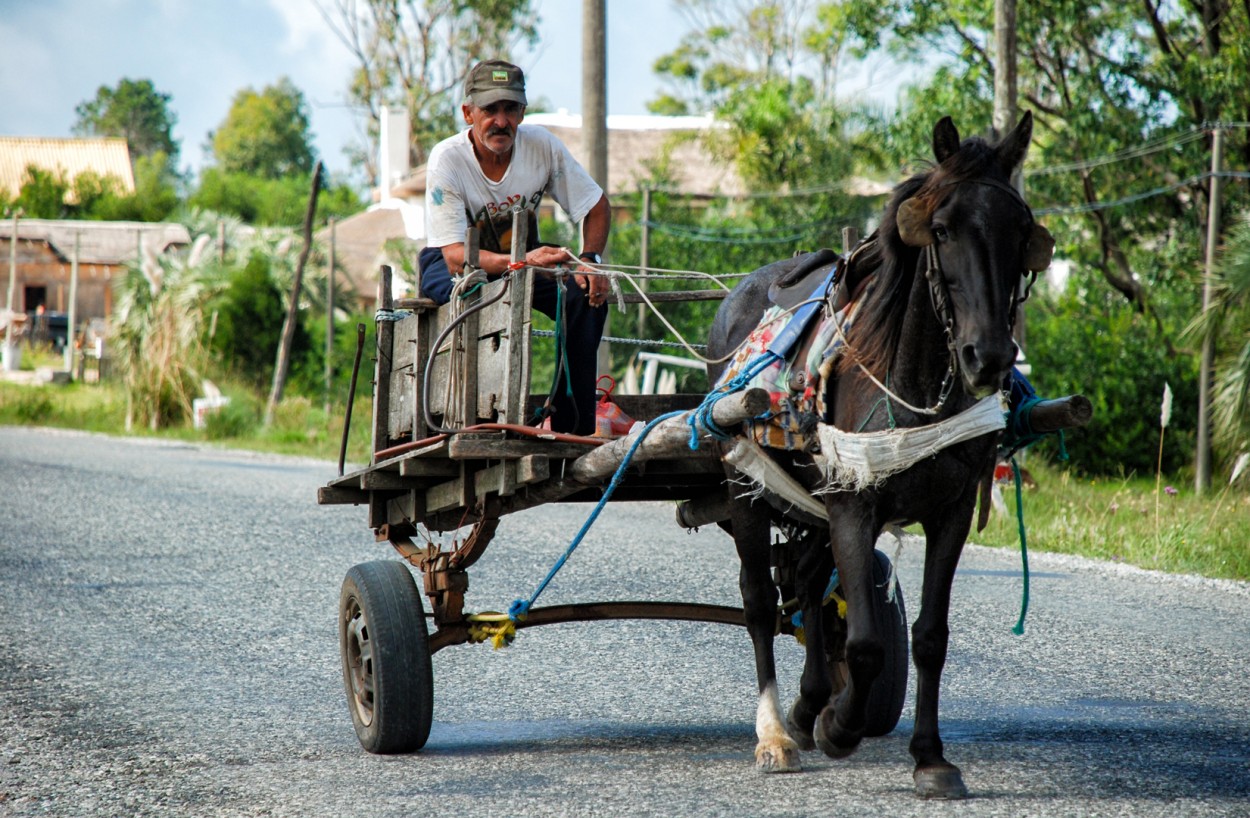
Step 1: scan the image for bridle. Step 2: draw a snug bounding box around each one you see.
[846,176,1047,416]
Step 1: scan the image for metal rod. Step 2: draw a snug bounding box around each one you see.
[339,323,366,477]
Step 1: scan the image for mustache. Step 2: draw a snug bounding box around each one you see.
[486,126,513,137]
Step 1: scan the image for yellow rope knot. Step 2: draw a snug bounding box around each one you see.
[466,613,518,649]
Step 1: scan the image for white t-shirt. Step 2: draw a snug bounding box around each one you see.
[424,124,603,254]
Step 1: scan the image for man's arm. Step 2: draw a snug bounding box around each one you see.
[576,194,612,307]
[439,242,571,277]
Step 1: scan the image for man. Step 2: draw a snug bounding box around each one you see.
[418,59,611,436]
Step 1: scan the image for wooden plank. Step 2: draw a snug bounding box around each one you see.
[474,461,517,499]
[387,490,423,526]
[370,265,395,462]
[399,458,461,478]
[516,454,550,485]
[412,304,430,439]
[388,313,421,441]
[446,434,597,461]
[317,486,369,505]
[387,365,415,441]
[424,471,470,515]
[360,471,412,490]
[504,212,532,425]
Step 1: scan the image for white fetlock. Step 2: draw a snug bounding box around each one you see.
[755,682,802,773]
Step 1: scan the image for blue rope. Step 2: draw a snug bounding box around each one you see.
[789,568,840,631]
[1009,456,1031,635]
[687,351,782,448]
[508,409,687,621]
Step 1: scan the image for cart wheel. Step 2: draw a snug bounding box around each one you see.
[339,560,433,753]
[824,548,909,737]
[863,547,908,737]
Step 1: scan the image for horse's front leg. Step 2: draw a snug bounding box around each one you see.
[909,502,975,799]
[815,503,882,759]
[726,492,801,773]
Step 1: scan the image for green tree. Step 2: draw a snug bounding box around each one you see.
[189,168,361,226]
[209,77,315,179]
[314,0,539,174]
[1190,211,1250,462]
[838,1,1250,345]
[207,252,309,387]
[72,77,179,160]
[14,166,70,218]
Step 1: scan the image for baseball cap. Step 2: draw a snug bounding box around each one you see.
[465,60,527,108]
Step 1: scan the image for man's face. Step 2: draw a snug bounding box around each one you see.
[464,101,525,157]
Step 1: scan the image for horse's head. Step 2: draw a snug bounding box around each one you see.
[889,112,1054,396]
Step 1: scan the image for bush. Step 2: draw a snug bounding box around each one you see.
[1025,278,1198,476]
[203,391,261,440]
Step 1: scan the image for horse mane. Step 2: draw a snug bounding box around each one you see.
[837,136,1006,380]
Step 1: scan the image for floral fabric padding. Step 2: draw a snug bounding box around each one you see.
[715,300,859,450]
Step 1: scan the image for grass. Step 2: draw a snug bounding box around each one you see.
[2,377,1248,583]
[974,461,1250,582]
[0,379,376,467]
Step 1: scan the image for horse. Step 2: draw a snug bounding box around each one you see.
[706,112,1053,799]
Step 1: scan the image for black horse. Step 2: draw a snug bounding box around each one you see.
[706,113,1054,798]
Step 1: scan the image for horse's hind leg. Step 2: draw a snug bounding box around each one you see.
[727,496,801,773]
[785,537,835,751]
[815,507,884,759]
[909,510,973,799]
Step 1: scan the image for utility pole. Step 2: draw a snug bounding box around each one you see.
[325,217,336,416]
[66,231,80,376]
[994,0,1027,356]
[3,209,19,371]
[582,0,608,191]
[992,0,1018,147]
[583,0,610,376]
[1196,127,1225,495]
[638,188,651,339]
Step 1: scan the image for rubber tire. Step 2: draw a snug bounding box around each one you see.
[339,560,433,753]
[863,548,908,737]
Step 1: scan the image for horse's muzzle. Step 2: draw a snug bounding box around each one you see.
[959,342,1015,395]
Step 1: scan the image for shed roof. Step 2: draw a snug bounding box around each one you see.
[0,136,136,199]
[0,218,190,265]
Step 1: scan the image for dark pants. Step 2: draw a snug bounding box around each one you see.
[419,246,607,435]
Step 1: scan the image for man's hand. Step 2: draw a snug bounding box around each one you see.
[576,260,610,308]
[523,245,574,272]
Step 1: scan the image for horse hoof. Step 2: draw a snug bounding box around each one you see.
[785,701,817,752]
[756,743,802,773]
[814,710,861,759]
[914,764,968,799]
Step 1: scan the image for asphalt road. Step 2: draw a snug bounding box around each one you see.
[1,426,1248,817]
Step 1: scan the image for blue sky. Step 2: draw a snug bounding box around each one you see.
[0,0,689,179]
[0,0,909,183]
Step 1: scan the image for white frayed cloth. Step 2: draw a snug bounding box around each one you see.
[722,395,1007,521]
[814,394,1007,491]
[723,437,828,521]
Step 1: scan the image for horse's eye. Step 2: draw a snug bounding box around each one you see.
[932,225,950,243]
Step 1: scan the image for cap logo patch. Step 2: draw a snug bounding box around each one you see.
[492,70,509,82]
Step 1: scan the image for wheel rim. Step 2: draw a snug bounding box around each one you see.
[343,596,375,727]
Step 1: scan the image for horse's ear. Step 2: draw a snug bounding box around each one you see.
[1024,222,1055,271]
[896,198,934,247]
[996,111,1034,176]
[933,117,960,163]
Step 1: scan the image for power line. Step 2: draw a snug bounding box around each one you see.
[1033,170,1250,216]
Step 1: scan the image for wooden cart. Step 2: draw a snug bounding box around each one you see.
[318,216,909,754]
